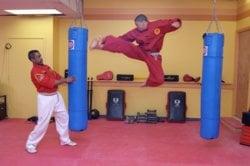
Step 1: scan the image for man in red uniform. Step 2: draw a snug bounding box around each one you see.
[90,14,182,86]
[26,50,77,154]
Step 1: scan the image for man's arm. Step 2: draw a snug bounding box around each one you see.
[32,69,75,89]
[156,18,182,33]
[171,20,181,29]
[55,76,75,86]
[46,66,75,86]
[119,30,136,42]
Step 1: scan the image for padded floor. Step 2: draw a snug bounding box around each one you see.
[0,118,249,166]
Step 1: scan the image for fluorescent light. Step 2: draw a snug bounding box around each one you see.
[4,9,62,15]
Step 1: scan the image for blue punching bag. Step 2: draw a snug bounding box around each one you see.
[68,27,88,131]
[200,33,224,139]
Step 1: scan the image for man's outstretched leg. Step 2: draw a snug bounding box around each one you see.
[90,35,145,61]
[89,35,165,86]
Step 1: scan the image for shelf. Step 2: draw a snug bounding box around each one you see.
[93,80,233,90]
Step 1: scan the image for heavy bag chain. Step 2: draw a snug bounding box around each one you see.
[206,0,223,33]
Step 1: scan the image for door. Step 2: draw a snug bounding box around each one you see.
[6,38,44,118]
[235,30,250,117]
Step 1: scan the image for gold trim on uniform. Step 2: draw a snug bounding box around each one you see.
[154,28,161,35]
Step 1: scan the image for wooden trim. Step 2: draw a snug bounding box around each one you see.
[84,8,237,21]
[237,2,250,14]
[93,80,233,90]
[84,14,236,21]
[84,8,235,15]
[237,9,250,20]
[237,26,250,33]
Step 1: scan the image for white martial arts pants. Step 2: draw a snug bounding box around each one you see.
[26,92,71,148]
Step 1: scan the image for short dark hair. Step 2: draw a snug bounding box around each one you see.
[134,14,148,22]
[28,50,39,60]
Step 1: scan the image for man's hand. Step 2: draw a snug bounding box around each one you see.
[171,21,181,28]
[55,76,76,86]
[66,76,76,83]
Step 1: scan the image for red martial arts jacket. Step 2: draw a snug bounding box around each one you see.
[120,18,181,52]
[31,64,62,93]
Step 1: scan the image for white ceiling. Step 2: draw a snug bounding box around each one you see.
[0,0,82,17]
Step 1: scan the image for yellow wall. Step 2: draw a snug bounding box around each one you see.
[0,16,54,66]
[87,86,233,117]
[0,0,241,118]
[87,20,236,83]
[237,17,250,30]
[83,0,237,118]
[54,18,235,118]
[88,20,235,118]
[0,16,54,118]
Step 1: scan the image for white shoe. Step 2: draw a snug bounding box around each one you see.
[26,145,37,154]
[60,141,77,146]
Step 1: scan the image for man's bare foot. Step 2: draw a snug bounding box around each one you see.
[89,36,104,50]
[89,38,99,50]
[97,36,104,44]
[141,82,147,87]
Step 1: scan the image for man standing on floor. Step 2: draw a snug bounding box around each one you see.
[90,14,182,86]
[26,50,77,154]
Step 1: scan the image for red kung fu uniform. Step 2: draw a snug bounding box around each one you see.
[102,18,182,86]
[31,64,62,93]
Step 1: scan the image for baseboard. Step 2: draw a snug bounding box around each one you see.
[221,116,242,132]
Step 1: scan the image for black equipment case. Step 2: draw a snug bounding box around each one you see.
[166,91,186,122]
[164,75,179,82]
[116,74,134,81]
[106,90,125,120]
[0,95,7,120]
[242,112,250,126]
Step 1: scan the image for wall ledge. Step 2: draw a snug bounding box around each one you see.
[93,80,233,90]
